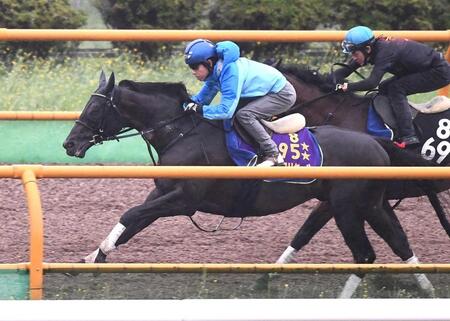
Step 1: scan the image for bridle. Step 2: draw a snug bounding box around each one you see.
[76,90,209,166]
[76,89,243,232]
[75,92,131,145]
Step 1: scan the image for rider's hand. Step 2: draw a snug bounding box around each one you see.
[335,83,348,92]
[183,102,203,115]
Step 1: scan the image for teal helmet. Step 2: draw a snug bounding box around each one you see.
[184,39,217,67]
[341,26,375,54]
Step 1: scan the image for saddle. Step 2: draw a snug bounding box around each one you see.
[372,94,450,166]
[373,94,450,131]
[233,113,307,148]
[225,113,322,173]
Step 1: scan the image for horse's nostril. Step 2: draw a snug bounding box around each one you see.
[63,141,74,149]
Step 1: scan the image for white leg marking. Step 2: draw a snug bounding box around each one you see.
[276,246,297,264]
[84,248,100,263]
[99,223,126,254]
[338,274,362,298]
[406,255,435,297]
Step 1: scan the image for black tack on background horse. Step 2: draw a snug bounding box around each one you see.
[63,71,441,297]
[276,65,450,236]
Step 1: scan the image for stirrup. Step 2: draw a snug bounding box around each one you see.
[399,135,420,147]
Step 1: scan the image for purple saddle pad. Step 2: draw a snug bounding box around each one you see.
[225,127,323,184]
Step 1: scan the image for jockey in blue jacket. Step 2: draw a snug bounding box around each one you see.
[183,39,297,166]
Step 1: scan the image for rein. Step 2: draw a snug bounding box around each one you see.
[80,91,204,166]
[81,89,242,233]
[277,91,337,119]
[279,64,369,124]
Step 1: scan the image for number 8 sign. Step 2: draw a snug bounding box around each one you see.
[421,118,450,164]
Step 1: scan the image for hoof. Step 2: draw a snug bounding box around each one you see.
[63,258,86,277]
[253,273,279,291]
[94,249,107,263]
[65,250,107,277]
[83,248,107,263]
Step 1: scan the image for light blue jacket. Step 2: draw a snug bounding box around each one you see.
[191,41,287,120]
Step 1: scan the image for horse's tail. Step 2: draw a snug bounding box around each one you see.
[376,137,450,238]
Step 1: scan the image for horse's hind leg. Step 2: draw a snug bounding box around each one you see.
[330,184,378,298]
[365,200,413,260]
[334,208,375,298]
[405,255,435,297]
[277,201,333,263]
[366,200,435,297]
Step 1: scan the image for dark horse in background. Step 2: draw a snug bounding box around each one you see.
[275,64,450,296]
[64,71,438,297]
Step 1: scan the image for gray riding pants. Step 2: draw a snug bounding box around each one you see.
[235,81,297,156]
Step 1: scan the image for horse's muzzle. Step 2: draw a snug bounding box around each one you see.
[63,140,85,158]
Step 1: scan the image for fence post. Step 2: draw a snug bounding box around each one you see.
[437,45,450,96]
[21,169,44,300]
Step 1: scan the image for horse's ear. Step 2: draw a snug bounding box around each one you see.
[99,70,107,88]
[106,72,115,92]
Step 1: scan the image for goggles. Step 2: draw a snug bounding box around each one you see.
[188,63,202,70]
[341,40,359,54]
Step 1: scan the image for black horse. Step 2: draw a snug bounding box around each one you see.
[63,71,436,297]
[280,64,450,198]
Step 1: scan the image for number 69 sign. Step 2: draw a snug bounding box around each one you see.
[421,119,450,164]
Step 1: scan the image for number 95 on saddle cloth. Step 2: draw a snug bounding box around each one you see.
[225,126,323,184]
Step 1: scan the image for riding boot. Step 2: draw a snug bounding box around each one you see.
[400,135,420,147]
[386,80,417,142]
[257,153,285,167]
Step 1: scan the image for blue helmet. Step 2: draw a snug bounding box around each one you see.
[341,26,375,54]
[184,39,217,65]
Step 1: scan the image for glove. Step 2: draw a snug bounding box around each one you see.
[183,102,203,115]
[335,83,348,92]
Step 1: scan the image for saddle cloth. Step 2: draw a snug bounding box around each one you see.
[224,121,323,184]
[370,94,450,141]
[367,104,394,140]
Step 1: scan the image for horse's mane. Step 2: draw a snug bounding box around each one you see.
[278,64,335,92]
[118,80,191,101]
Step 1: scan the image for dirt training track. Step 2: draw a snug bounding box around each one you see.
[2,175,450,299]
[1,176,449,264]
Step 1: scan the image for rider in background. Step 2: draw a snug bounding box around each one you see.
[333,26,450,147]
[183,39,297,167]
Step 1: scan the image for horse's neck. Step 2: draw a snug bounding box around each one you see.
[115,86,231,165]
[117,87,182,130]
[157,118,231,165]
[315,94,369,132]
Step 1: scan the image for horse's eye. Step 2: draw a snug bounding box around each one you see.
[90,105,102,117]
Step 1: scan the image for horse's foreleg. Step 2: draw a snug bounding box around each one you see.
[83,222,126,263]
[277,202,333,264]
[83,186,194,263]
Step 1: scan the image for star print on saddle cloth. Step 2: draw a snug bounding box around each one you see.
[273,130,322,167]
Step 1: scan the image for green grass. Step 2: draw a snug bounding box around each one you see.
[0,52,202,111]
[0,52,445,112]
[44,272,450,299]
